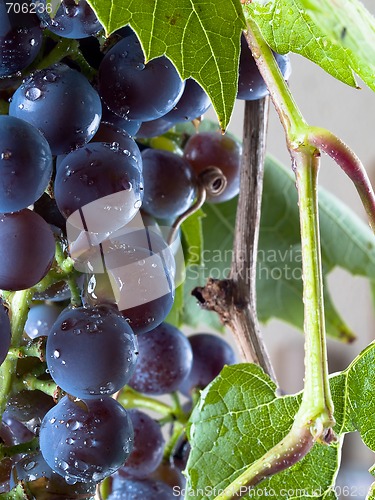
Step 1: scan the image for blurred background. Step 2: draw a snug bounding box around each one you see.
[205,0,375,494]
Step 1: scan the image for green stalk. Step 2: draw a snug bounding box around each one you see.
[117,387,174,418]
[0,290,34,417]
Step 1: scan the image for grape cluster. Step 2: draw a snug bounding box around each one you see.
[0,5,290,498]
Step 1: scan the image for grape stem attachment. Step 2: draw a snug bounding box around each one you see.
[167,166,227,246]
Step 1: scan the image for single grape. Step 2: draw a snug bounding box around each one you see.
[141,149,197,219]
[179,333,236,396]
[55,143,143,235]
[11,452,96,498]
[129,322,193,395]
[183,131,241,203]
[25,303,62,339]
[0,209,55,291]
[46,305,138,399]
[0,0,42,77]
[0,116,52,213]
[36,0,102,39]
[40,396,133,482]
[5,390,55,435]
[109,476,176,500]
[91,122,142,167]
[102,245,175,334]
[98,33,184,121]
[163,78,211,124]
[136,116,174,139]
[102,103,141,137]
[237,34,291,100]
[0,302,10,367]
[9,63,102,155]
[119,409,165,478]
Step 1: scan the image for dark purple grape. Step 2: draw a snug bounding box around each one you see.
[0,0,42,77]
[0,209,55,291]
[163,78,211,124]
[55,143,143,233]
[5,390,55,434]
[91,122,142,167]
[129,322,193,395]
[102,103,141,137]
[46,305,138,398]
[9,63,101,155]
[11,452,96,498]
[98,34,184,121]
[40,396,133,482]
[0,302,10,367]
[141,149,196,219]
[120,409,165,479]
[0,416,34,447]
[183,131,241,203]
[36,0,102,39]
[179,333,236,396]
[0,116,52,213]
[110,476,176,500]
[136,116,174,139]
[25,303,62,339]
[237,34,291,100]
[171,434,191,472]
[103,245,175,334]
[151,462,186,491]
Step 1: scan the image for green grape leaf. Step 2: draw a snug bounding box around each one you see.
[185,342,375,499]
[367,483,375,500]
[181,208,206,267]
[87,0,246,130]
[244,0,375,93]
[181,155,375,341]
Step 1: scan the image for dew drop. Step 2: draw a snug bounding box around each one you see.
[25,87,42,101]
[53,350,60,359]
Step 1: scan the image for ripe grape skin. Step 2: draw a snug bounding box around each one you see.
[0,1,42,77]
[109,477,176,500]
[46,305,138,399]
[136,116,174,139]
[54,142,143,225]
[163,78,211,124]
[183,131,241,203]
[141,149,197,219]
[0,116,52,213]
[9,63,102,155]
[91,122,142,167]
[11,452,95,499]
[36,0,102,39]
[179,333,236,396]
[25,303,62,339]
[39,396,133,483]
[101,103,141,137]
[119,409,165,478]
[98,34,185,121]
[237,34,291,101]
[0,209,55,291]
[0,303,10,367]
[129,322,193,395]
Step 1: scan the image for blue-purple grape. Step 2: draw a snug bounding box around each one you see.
[36,0,102,39]
[109,476,176,500]
[46,305,138,399]
[25,303,62,339]
[98,33,184,121]
[0,115,52,213]
[0,0,42,77]
[40,396,133,482]
[129,322,193,395]
[136,116,174,139]
[163,78,211,124]
[0,209,55,291]
[120,409,165,479]
[54,143,143,232]
[237,34,291,101]
[141,149,196,219]
[102,103,141,137]
[179,333,236,396]
[9,63,101,155]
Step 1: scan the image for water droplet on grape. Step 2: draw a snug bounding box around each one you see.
[1,150,12,160]
[53,349,60,358]
[23,461,36,471]
[25,87,42,101]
